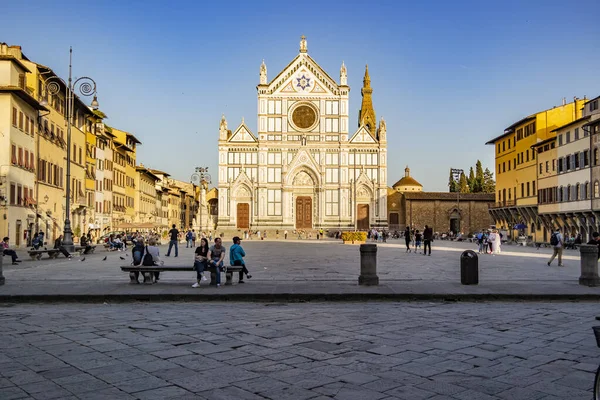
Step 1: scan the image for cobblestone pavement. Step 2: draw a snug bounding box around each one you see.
[0,301,598,399]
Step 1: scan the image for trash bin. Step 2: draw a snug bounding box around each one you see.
[460,250,478,285]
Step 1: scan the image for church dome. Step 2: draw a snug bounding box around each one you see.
[392,166,423,192]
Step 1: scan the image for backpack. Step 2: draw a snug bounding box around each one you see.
[550,232,559,246]
[142,246,155,266]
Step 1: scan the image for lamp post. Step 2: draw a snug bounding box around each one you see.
[451,168,464,234]
[190,167,211,231]
[41,47,99,253]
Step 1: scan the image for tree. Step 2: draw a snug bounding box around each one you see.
[474,160,484,193]
[448,168,457,192]
[482,168,496,193]
[458,172,470,193]
[468,167,476,191]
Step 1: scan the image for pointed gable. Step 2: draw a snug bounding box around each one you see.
[229,122,257,143]
[349,125,377,143]
[268,54,340,96]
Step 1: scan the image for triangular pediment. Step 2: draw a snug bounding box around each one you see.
[284,149,322,186]
[232,169,253,193]
[269,54,339,96]
[349,125,377,143]
[229,123,257,142]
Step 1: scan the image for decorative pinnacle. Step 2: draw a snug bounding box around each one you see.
[300,35,307,53]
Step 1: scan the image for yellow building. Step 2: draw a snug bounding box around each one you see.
[134,165,159,225]
[487,98,586,241]
[110,127,128,228]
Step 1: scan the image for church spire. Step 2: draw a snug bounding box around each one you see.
[259,59,267,85]
[340,61,347,86]
[358,64,376,134]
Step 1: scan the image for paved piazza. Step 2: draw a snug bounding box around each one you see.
[0,301,598,400]
[1,239,585,285]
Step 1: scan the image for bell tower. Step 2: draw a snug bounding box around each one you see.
[358,65,376,134]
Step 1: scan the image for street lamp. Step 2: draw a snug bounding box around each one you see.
[41,47,98,253]
[451,168,464,234]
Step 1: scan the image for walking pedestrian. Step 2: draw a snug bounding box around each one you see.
[165,224,179,257]
[284,230,288,240]
[423,225,433,256]
[414,230,422,254]
[547,228,564,267]
[404,226,412,253]
[191,230,197,248]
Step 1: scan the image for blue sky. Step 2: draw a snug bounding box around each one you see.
[2,0,599,191]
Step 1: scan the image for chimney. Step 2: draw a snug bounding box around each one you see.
[562,97,566,106]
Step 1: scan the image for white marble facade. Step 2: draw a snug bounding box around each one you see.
[217,36,387,231]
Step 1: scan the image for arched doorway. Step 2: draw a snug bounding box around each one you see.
[449,209,461,234]
[293,171,315,229]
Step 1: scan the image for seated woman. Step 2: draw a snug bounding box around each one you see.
[113,235,124,250]
[2,237,22,265]
[192,238,209,288]
[145,238,163,283]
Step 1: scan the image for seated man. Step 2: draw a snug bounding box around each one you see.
[80,234,92,254]
[230,236,251,283]
[207,237,226,287]
[2,237,22,265]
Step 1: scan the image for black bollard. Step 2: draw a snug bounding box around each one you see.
[460,250,478,285]
[359,243,379,286]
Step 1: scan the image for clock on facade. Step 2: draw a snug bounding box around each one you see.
[290,102,318,131]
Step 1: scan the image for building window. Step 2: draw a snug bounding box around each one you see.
[595,182,599,198]
[497,143,500,154]
[575,128,579,140]
[595,148,599,166]
[267,167,281,183]
[267,152,282,165]
[325,101,339,115]
[325,190,339,216]
[532,181,536,195]
[325,168,339,183]
[12,107,17,127]
[526,150,530,162]
[527,182,530,197]
[591,100,599,112]
[558,135,563,146]
[502,142,506,152]
[539,163,543,174]
[267,189,281,216]
[502,162,506,173]
[566,131,571,143]
[584,182,589,199]
[521,183,524,197]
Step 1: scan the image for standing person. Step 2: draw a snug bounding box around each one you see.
[284,230,288,240]
[1,237,21,265]
[414,230,423,254]
[587,232,600,260]
[263,230,267,240]
[207,237,226,287]
[165,224,179,257]
[185,230,192,248]
[230,236,251,283]
[488,230,497,254]
[191,230,197,248]
[494,230,502,254]
[487,231,494,253]
[547,228,564,267]
[476,231,484,253]
[423,225,433,256]
[404,226,412,253]
[192,238,209,287]
[131,237,145,266]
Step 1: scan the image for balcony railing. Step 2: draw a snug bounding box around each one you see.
[489,200,516,209]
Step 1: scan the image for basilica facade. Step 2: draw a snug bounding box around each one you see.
[217,36,387,232]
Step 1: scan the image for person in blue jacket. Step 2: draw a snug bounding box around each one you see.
[230,236,251,283]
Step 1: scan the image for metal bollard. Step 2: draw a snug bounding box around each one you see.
[359,243,379,286]
[0,253,4,285]
[579,244,600,287]
[460,250,478,285]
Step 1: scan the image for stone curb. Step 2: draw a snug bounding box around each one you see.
[2,292,600,303]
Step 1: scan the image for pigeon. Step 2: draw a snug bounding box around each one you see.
[80,257,86,262]
[44,247,47,250]
[120,256,125,260]
[102,256,107,261]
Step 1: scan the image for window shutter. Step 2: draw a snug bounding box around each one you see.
[18,147,23,167]
[30,153,34,171]
[11,145,17,165]
[24,150,29,169]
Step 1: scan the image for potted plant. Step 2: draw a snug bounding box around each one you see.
[341,231,367,244]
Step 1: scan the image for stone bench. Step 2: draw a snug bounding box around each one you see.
[119,265,244,285]
[74,245,96,255]
[28,249,60,260]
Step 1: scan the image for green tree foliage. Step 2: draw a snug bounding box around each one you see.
[474,160,484,193]
[448,168,457,192]
[458,172,470,193]
[468,167,475,191]
[447,160,495,193]
[482,168,496,193]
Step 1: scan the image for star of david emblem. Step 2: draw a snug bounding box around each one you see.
[296,75,311,90]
